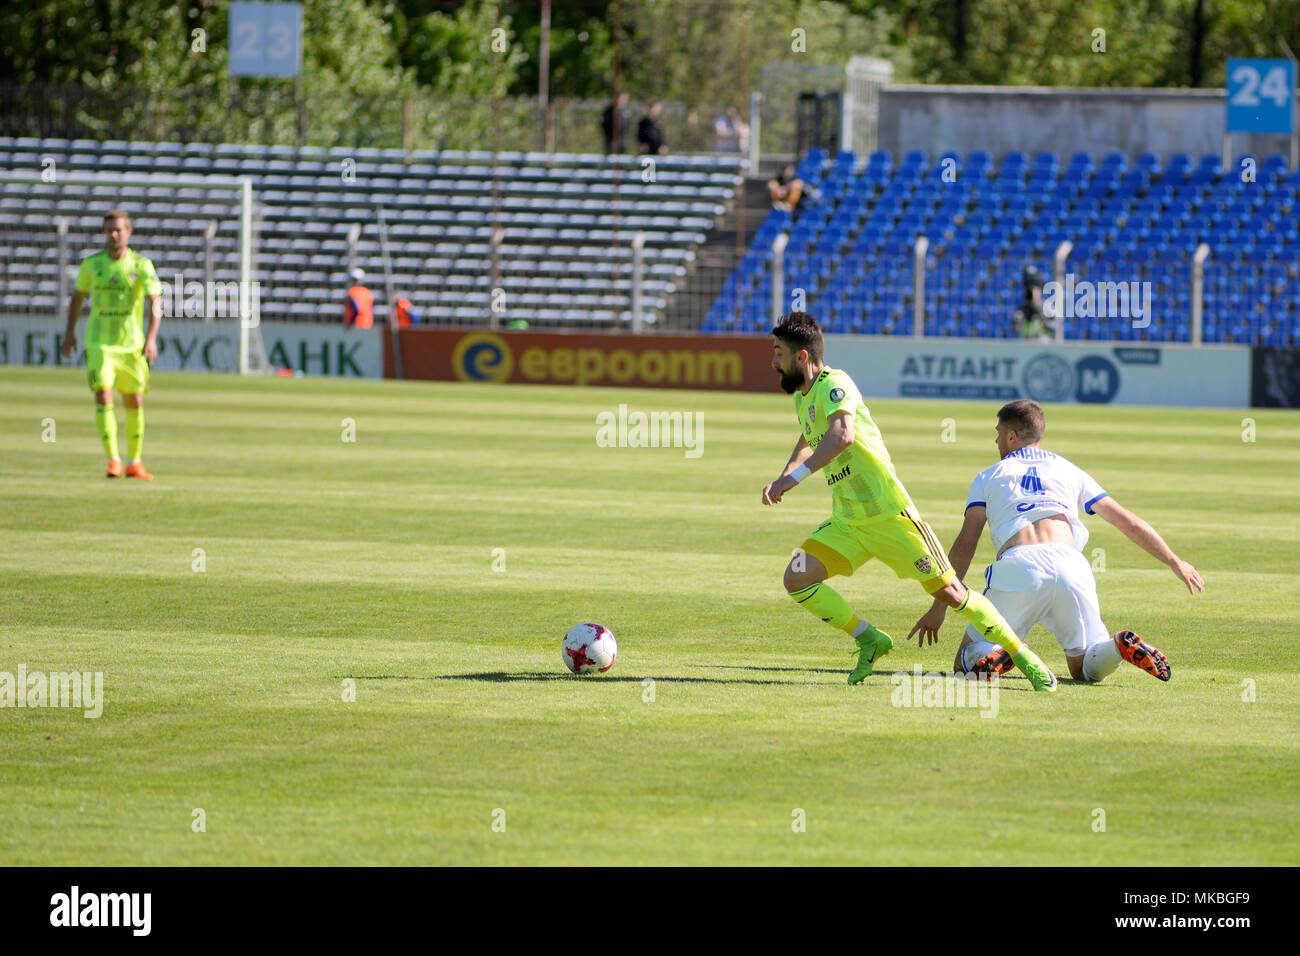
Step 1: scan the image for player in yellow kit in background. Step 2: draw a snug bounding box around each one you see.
[760,312,1058,690]
[61,209,162,480]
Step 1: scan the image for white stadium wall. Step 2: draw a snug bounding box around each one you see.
[0,318,384,378]
[877,86,1296,161]
[825,336,1252,408]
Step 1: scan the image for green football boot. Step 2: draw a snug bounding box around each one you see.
[848,625,893,684]
[1010,645,1058,692]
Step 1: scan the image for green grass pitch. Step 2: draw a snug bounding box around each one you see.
[3,366,1298,866]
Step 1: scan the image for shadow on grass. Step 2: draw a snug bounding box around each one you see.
[349,672,829,686]
[345,665,1079,691]
[680,663,845,676]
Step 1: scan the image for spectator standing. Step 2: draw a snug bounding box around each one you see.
[714,106,750,154]
[638,102,668,155]
[601,92,630,154]
[344,268,374,330]
[393,294,419,328]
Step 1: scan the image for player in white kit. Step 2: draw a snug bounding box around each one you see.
[907,400,1204,683]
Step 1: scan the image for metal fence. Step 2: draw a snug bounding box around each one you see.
[0,81,746,157]
[747,238,1297,345]
[757,62,843,162]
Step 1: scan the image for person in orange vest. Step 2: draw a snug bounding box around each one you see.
[393,294,419,328]
[344,268,374,329]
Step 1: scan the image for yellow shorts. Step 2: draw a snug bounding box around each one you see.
[801,506,956,595]
[86,346,149,395]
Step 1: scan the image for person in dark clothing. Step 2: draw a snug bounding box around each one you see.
[601,92,630,154]
[1014,266,1051,340]
[768,164,806,213]
[637,102,668,155]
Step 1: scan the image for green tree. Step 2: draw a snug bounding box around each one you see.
[505,0,616,99]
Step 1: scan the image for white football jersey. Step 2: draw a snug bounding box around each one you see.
[965,447,1108,554]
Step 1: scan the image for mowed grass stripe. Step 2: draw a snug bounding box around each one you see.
[2,366,1297,865]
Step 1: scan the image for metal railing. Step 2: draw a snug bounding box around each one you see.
[746,233,1297,345]
[0,81,749,157]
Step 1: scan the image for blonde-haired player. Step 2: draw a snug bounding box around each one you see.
[62,209,162,479]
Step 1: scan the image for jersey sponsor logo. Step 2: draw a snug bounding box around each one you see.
[1016,502,1036,512]
[826,464,851,485]
[829,387,845,402]
[914,556,933,574]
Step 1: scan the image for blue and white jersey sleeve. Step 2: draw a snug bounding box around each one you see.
[975,449,1104,554]
[1076,465,1108,515]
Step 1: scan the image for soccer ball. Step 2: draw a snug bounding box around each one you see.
[562,623,617,675]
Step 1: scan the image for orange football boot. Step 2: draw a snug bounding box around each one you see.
[106,458,124,478]
[124,461,154,481]
[970,645,1016,680]
[1114,629,1171,682]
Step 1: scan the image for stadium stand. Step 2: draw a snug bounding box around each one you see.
[706,147,1300,345]
[0,137,745,326]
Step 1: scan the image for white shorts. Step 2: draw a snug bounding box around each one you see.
[965,543,1109,657]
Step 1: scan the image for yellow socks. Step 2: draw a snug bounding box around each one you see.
[125,407,144,462]
[955,589,1023,655]
[788,581,860,634]
[95,404,118,459]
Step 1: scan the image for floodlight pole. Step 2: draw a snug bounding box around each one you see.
[1053,240,1072,344]
[1280,38,1300,170]
[346,224,361,274]
[56,217,69,322]
[489,226,504,330]
[204,219,218,321]
[912,236,928,338]
[238,175,253,374]
[377,205,403,379]
[771,231,789,322]
[538,0,551,153]
[1191,243,1210,347]
[631,231,645,333]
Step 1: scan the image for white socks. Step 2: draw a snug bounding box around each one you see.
[960,639,999,672]
[1083,637,1123,682]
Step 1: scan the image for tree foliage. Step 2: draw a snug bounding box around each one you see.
[2,0,1297,147]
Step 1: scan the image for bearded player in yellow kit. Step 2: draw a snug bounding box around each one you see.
[61,209,162,480]
[760,312,1057,690]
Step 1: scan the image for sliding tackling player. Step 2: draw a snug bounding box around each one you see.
[907,400,1204,682]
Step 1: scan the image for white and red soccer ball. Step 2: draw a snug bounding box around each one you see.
[562,623,617,674]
